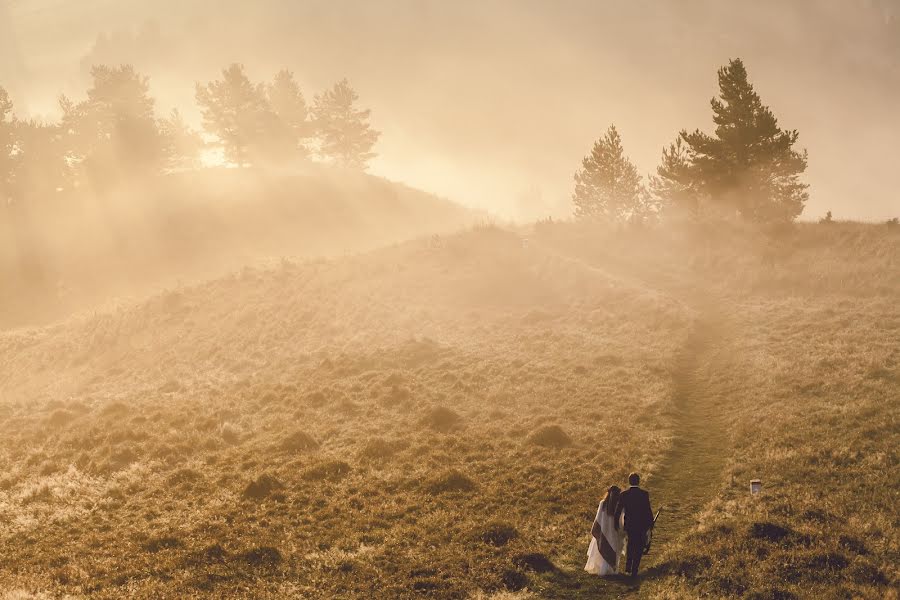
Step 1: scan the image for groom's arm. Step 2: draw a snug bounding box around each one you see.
[613,491,626,528]
[645,492,654,528]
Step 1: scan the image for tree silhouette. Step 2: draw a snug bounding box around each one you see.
[267,70,313,161]
[159,109,203,170]
[573,125,646,222]
[681,58,808,223]
[60,64,164,182]
[312,79,379,169]
[196,64,276,166]
[650,136,701,219]
[0,87,14,203]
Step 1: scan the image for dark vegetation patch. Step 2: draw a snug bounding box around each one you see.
[358,438,405,461]
[501,568,528,591]
[143,536,183,553]
[427,469,475,495]
[166,468,205,489]
[280,430,319,452]
[475,522,519,546]
[748,521,793,543]
[302,460,351,481]
[515,552,556,573]
[526,424,572,448]
[422,405,462,432]
[242,473,284,500]
[240,546,282,569]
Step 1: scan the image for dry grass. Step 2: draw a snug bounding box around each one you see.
[0,220,896,598]
[0,225,689,598]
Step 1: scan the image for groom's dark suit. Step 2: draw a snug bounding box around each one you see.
[615,485,654,577]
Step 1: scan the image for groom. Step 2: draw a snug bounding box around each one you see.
[615,472,654,577]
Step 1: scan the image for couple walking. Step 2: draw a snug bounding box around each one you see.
[584,472,655,578]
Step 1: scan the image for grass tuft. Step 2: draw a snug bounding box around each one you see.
[526,424,572,448]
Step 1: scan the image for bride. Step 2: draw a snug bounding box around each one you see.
[584,485,624,576]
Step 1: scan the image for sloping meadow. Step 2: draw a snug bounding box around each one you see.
[0,226,692,598]
[638,225,899,599]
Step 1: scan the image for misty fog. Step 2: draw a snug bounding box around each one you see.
[2,0,898,220]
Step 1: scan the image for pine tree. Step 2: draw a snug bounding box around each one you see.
[312,79,379,170]
[649,136,701,219]
[572,125,645,222]
[60,64,164,180]
[681,58,808,223]
[267,70,313,160]
[195,64,274,166]
[159,109,203,170]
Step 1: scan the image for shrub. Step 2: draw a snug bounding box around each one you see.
[476,522,519,546]
[243,473,284,500]
[748,521,792,543]
[302,460,351,482]
[515,552,555,573]
[105,446,139,471]
[240,546,282,569]
[166,468,205,489]
[423,406,461,432]
[526,424,572,448]
[428,469,475,494]
[280,431,319,452]
[358,438,404,461]
[501,569,528,591]
[144,536,182,553]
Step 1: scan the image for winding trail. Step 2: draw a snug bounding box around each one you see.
[541,243,734,598]
[641,310,730,564]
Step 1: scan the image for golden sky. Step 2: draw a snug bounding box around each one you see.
[2,0,898,220]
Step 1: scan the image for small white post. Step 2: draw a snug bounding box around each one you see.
[750,479,762,495]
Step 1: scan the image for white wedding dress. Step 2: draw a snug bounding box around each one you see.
[584,499,625,576]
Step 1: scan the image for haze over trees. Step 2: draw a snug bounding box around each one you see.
[312,78,380,169]
[575,58,810,225]
[680,58,809,223]
[572,124,650,222]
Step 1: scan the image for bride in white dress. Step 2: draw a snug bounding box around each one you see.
[584,485,624,576]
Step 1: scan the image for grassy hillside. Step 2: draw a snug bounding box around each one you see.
[0,220,896,599]
[0,166,476,330]
[533,220,899,599]
[0,226,692,598]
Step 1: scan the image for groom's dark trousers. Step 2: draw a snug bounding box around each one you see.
[615,486,654,577]
[624,530,645,577]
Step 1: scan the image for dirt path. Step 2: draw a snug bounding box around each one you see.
[540,244,734,598]
[640,311,731,564]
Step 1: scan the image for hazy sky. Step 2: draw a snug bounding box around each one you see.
[2,0,899,220]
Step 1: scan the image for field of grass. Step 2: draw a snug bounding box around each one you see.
[0,220,896,598]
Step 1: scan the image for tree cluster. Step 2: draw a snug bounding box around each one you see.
[0,63,380,207]
[574,58,809,224]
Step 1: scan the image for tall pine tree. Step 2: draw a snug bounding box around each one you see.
[196,64,275,166]
[572,124,646,222]
[267,70,313,160]
[60,64,164,182]
[312,79,379,170]
[681,58,808,223]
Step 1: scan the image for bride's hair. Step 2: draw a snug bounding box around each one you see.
[603,485,622,516]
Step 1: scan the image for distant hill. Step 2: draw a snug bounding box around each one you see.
[0,166,477,329]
